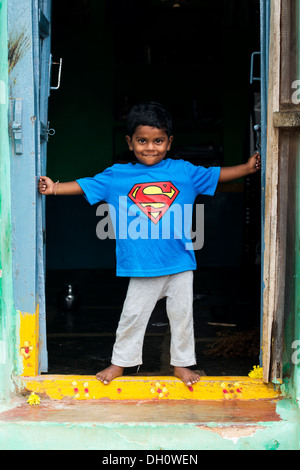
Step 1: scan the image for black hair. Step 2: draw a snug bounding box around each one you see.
[126,101,173,137]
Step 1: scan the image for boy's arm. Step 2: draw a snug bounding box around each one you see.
[38,176,83,196]
[219,151,261,183]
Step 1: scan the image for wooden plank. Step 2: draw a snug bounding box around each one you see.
[263,0,295,383]
[270,134,289,382]
[262,0,281,382]
[273,111,300,127]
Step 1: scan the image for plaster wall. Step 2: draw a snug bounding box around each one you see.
[0,0,16,406]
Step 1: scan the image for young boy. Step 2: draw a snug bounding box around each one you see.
[39,101,260,387]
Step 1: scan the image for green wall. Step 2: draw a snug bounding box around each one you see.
[0,0,16,404]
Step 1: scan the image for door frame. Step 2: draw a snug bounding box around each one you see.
[262,0,300,383]
[9,0,288,384]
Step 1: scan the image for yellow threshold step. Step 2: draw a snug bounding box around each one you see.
[19,375,282,401]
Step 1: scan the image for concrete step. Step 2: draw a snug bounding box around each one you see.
[17,375,281,401]
[0,394,299,450]
[1,375,299,450]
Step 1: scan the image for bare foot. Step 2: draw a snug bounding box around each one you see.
[96,364,124,385]
[174,366,200,387]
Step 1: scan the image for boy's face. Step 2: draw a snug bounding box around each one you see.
[126,125,173,166]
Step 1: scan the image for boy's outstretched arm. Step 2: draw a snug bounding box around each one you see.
[38,176,83,196]
[219,151,261,183]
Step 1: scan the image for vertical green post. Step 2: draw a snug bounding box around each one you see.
[0,0,15,405]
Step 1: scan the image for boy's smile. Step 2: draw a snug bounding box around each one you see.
[126,125,173,166]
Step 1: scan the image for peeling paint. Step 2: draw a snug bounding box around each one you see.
[8,30,30,73]
[0,398,299,450]
[19,306,39,376]
[196,425,262,443]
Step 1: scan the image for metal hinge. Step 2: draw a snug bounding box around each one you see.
[40,121,55,143]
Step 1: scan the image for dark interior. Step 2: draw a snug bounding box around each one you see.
[45,0,262,376]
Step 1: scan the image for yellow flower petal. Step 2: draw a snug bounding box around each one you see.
[248,365,263,379]
[27,392,40,405]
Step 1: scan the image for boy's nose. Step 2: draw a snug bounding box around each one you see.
[146,142,155,150]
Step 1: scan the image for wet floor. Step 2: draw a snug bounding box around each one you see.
[45,267,260,377]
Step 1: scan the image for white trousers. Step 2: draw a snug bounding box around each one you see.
[111,270,196,368]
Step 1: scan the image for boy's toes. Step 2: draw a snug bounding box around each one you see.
[96,373,109,384]
[191,374,200,384]
[174,366,201,387]
[96,364,124,385]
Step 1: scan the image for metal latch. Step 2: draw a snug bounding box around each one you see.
[12,99,23,155]
[51,57,62,91]
[253,124,261,152]
[250,51,261,84]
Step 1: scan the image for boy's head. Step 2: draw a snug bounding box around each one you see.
[126,101,174,166]
[126,101,173,138]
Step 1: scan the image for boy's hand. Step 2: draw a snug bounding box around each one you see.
[38,176,55,195]
[38,177,83,196]
[219,152,261,183]
[246,151,261,174]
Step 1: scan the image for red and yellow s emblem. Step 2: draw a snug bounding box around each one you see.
[128,181,179,224]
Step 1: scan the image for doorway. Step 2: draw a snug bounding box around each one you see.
[44,0,262,376]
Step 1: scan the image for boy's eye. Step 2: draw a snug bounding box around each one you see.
[136,138,165,144]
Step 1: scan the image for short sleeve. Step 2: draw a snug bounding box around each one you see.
[183,161,221,196]
[76,166,114,205]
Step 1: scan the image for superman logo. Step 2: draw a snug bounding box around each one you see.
[128,182,179,224]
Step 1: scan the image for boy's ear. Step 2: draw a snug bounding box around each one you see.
[167,135,174,150]
[126,135,133,150]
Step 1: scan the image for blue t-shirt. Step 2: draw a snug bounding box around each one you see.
[76,158,220,277]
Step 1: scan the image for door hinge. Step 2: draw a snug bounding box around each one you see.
[40,121,55,143]
[39,10,50,39]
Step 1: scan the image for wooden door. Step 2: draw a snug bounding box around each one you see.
[8,0,54,375]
